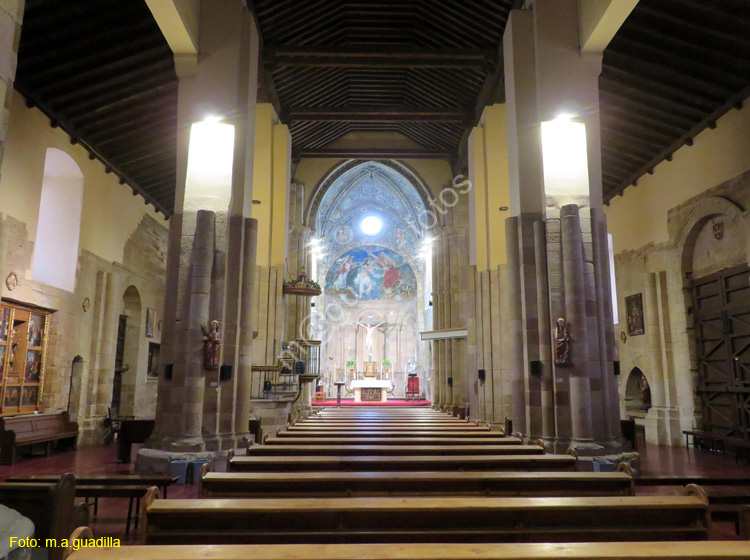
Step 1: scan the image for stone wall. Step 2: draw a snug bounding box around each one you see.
[0,213,167,444]
[613,169,750,445]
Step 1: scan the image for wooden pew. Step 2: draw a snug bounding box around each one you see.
[66,541,750,560]
[275,430,507,439]
[141,492,709,544]
[246,444,544,457]
[200,471,634,498]
[228,454,576,472]
[264,436,522,446]
[0,474,88,560]
[0,412,78,465]
[8,473,176,496]
[286,424,491,432]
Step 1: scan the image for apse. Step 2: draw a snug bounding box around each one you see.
[312,162,431,399]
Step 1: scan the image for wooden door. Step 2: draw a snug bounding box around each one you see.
[692,263,750,439]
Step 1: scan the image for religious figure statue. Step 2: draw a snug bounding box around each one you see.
[554,317,570,366]
[354,317,384,361]
[201,320,221,370]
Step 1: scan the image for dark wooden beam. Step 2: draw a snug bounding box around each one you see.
[285,107,473,123]
[607,84,750,201]
[293,148,453,160]
[264,47,496,69]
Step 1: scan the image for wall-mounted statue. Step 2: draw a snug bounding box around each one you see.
[201,320,221,370]
[554,318,570,366]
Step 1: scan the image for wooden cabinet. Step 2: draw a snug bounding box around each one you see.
[0,302,50,416]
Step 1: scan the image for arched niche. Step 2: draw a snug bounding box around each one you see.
[32,148,84,292]
[118,285,142,417]
[625,367,651,417]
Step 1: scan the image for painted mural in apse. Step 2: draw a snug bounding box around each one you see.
[325,245,417,301]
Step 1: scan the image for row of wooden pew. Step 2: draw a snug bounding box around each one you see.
[66,406,750,559]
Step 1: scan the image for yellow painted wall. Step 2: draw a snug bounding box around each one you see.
[483,105,510,267]
[606,98,750,254]
[468,126,488,271]
[251,103,277,267]
[0,94,164,264]
[270,123,290,266]
[469,104,510,270]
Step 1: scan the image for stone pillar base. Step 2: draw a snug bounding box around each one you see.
[645,406,683,446]
[135,448,216,475]
[553,438,622,456]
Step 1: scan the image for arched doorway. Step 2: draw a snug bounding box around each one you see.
[116,285,142,418]
[679,197,750,439]
[309,161,431,399]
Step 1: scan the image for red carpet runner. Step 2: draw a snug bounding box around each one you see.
[312,399,431,407]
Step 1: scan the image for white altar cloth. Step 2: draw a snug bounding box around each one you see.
[351,379,389,402]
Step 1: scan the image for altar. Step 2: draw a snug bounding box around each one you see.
[351,379,390,402]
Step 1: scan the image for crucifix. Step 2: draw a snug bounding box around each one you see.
[353,314,384,362]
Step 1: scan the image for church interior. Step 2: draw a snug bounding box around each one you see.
[1,0,750,557]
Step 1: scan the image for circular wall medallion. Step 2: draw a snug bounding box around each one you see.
[5,272,19,291]
[82,297,91,312]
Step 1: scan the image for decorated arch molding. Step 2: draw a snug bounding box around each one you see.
[673,195,748,274]
[305,159,433,229]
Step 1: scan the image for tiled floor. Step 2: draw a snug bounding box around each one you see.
[2,437,749,543]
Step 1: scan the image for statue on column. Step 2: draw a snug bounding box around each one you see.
[554,318,570,366]
[354,317,384,361]
[201,320,221,370]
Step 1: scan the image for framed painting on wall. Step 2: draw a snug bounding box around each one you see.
[625,293,645,336]
[145,308,156,338]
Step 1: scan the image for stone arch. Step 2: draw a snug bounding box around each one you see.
[624,367,651,416]
[674,195,748,278]
[119,285,142,417]
[305,159,433,229]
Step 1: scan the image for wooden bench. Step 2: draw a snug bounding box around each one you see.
[275,430,507,439]
[287,425,491,432]
[229,454,576,472]
[247,444,544,457]
[683,430,750,461]
[264,436,522,446]
[8,473,176,497]
[65,541,750,560]
[200,471,634,498]
[9,474,176,535]
[0,474,89,560]
[141,492,709,544]
[0,412,79,465]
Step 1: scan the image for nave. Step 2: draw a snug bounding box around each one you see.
[2,406,750,560]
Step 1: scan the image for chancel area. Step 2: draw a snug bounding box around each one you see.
[1,0,750,557]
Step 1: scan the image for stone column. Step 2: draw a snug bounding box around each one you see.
[236,218,258,441]
[505,217,526,434]
[503,0,620,454]
[141,1,260,467]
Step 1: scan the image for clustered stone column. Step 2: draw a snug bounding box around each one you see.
[430,192,471,414]
[503,1,620,454]
[142,1,260,464]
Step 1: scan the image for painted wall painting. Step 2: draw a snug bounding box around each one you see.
[325,245,417,301]
[626,293,645,336]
